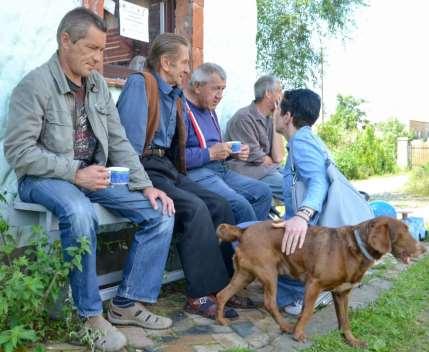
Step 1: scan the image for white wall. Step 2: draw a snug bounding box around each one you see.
[203,0,257,131]
[0,0,258,197]
[0,0,80,199]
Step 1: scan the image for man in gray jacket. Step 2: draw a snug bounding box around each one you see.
[4,7,174,351]
[225,75,284,200]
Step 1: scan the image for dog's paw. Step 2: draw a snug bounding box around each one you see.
[216,317,229,326]
[293,331,307,343]
[346,337,368,348]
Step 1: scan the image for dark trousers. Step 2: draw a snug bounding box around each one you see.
[141,155,235,298]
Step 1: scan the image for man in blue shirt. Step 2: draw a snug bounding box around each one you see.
[117,33,246,319]
[184,63,272,224]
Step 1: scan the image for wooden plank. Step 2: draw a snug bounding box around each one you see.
[11,201,130,230]
[99,269,185,301]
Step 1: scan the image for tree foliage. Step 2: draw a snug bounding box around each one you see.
[256,0,365,87]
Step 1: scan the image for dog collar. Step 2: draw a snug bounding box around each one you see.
[353,228,376,262]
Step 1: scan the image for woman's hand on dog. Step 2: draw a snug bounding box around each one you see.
[272,216,308,255]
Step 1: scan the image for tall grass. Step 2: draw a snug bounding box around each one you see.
[406,163,429,196]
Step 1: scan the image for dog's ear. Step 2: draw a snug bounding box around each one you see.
[216,224,244,242]
[368,222,391,254]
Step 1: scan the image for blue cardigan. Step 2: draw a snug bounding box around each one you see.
[283,126,330,221]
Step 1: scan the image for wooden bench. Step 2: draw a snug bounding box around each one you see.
[7,199,184,301]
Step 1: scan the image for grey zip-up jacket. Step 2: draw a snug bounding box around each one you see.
[4,53,152,190]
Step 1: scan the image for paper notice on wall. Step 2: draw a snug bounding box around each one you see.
[119,0,149,42]
[104,0,116,15]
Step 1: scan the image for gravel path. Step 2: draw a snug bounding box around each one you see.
[352,173,429,223]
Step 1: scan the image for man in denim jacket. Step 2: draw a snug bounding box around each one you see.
[273,89,332,316]
[4,8,174,350]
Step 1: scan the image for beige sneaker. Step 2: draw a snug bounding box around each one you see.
[107,301,173,330]
[82,315,127,352]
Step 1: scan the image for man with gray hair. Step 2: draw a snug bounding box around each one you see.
[225,75,284,199]
[4,7,175,351]
[184,63,272,225]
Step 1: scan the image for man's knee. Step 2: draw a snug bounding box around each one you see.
[60,201,98,237]
[155,213,175,236]
[186,196,210,217]
[230,193,254,211]
[206,193,235,224]
[255,181,273,202]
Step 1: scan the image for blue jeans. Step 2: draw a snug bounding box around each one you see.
[187,162,272,223]
[277,276,305,308]
[18,176,174,317]
[260,168,284,201]
[236,221,304,308]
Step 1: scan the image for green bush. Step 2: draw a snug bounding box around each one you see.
[406,163,429,196]
[317,95,405,179]
[0,215,90,351]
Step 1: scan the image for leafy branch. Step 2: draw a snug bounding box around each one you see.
[257,0,366,87]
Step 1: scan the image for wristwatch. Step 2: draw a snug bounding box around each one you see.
[296,206,315,222]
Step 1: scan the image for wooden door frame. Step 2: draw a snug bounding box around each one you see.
[82,0,204,79]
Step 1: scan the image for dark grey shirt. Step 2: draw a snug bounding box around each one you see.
[225,102,279,179]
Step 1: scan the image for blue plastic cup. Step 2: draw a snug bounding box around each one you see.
[108,167,129,186]
[227,141,241,154]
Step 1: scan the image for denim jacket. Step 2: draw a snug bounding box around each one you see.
[283,126,330,221]
[117,72,184,153]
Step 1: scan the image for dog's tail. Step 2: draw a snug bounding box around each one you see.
[216,223,244,242]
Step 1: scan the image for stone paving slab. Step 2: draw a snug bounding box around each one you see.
[117,326,154,349]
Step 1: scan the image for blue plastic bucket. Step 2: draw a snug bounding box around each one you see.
[369,200,397,219]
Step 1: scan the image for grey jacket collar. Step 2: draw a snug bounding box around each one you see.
[48,52,99,95]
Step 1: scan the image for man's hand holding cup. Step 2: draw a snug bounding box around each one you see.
[209,142,231,160]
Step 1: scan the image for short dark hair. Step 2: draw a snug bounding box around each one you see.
[280,89,321,128]
[57,7,107,46]
[145,33,189,71]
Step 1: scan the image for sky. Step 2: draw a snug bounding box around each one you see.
[322,0,429,124]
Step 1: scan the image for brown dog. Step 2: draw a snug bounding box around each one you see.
[215,216,425,347]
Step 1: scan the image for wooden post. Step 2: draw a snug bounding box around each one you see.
[175,0,204,71]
